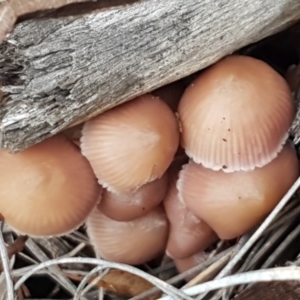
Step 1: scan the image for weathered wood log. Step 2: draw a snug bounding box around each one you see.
[0,0,95,43]
[1,0,300,151]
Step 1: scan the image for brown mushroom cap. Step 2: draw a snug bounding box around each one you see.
[164,161,218,259]
[177,142,299,239]
[178,55,295,172]
[0,135,100,237]
[81,94,179,192]
[174,251,208,281]
[98,172,168,221]
[86,205,169,265]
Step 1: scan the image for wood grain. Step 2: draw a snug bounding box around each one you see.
[0,0,94,43]
[1,0,300,151]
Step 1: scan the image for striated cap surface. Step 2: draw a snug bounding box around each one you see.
[86,205,169,265]
[178,55,295,172]
[178,142,299,239]
[0,135,100,237]
[81,94,179,192]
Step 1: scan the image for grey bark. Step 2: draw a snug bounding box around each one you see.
[1,0,300,151]
[0,0,96,43]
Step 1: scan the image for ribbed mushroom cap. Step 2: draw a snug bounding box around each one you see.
[81,94,179,192]
[178,142,299,239]
[98,172,168,221]
[86,205,169,265]
[164,161,217,259]
[0,135,100,237]
[178,55,295,172]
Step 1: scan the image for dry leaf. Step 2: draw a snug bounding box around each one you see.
[65,269,161,299]
[96,269,161,299]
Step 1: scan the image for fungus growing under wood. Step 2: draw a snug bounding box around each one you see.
[86,205,169,265]
[164,158,218,259]
[81,94,179,193]
[0,134,100,237]
[178,55,295,172]
[178,142,299,239]
[99,172,169,222]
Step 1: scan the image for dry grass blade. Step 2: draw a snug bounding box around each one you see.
[25,238,77,295]
[74,267,108,299]
[81,272,107,297]
[184,251,232,288]
[61,242,86,258]
[14,257,194,300]
[261,222,300,268]
[195,234,250,300]
[158,266,300,299]
[129,246,236,300]
[262,200,300,235]
[238,236,267,273]
[241,220,292,271]
[0,235,27,274]
[0,221,14,300]
[6,235,27,258]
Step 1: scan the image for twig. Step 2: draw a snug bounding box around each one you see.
[195,234,250,300]
[184,251,232,288]
[0,0,94,43]
[6,236,27,258]
[262,222,300,268]
[0,221,14,300]
[61,242,86,258]
[14,257,193,300]
[68,231,90,245]
[262,198,300,235]
[25,238,77,295]
[239,219,292,274]
[74,267,109,299]
[208,240,226,259]
[158,266,300,299]
[152,261,175,275]
[0,235,27,274]
[238,236,267,273]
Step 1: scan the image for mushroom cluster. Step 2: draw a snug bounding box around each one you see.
[177,55,299,240]
[0,55,297,270]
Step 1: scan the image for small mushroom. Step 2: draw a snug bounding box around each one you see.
[174,251,208,281]
[86,205,169,265]
[178,55,295,172]
[164,159,218,258]
[177,142,299,239]
[98,172,168,221]
[81,94,179,192]
[0,135,100,237]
